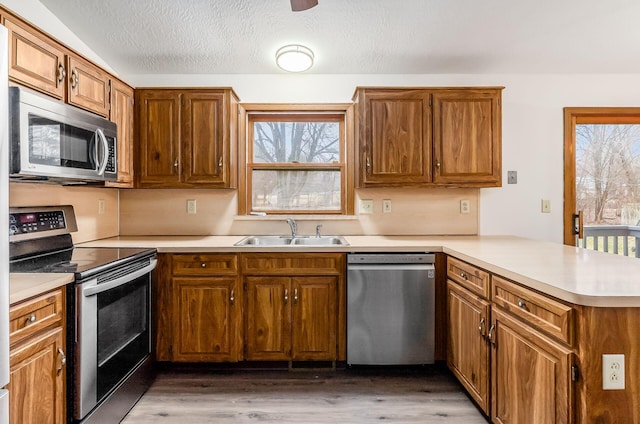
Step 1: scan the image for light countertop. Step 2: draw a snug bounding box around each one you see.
[74,235,640,308]
[10,273,74,305]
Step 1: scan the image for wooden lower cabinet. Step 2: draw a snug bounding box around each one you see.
[244,276,337,361]
[491,308,573,424]
[171,277,240,362]
[447,280,490,414]
[8,327,65,424]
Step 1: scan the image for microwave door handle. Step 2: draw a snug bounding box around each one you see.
[82,259,157,297]
[96,128,109,176]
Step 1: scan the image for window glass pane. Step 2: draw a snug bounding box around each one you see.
[252,170,341,211]
[253,121,340,164]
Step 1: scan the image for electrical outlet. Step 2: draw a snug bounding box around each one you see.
[98,199,105,215]
[460,200,471,214]
[603,354,625,390]
[382,199,392,214]
[187,199,197,215]
[541,199,551,213]
[359,199,373,214]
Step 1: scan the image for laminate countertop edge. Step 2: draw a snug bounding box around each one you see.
[33,234,640,308]
[9,273,74,305]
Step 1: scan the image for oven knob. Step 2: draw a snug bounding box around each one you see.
[9,225,17,236]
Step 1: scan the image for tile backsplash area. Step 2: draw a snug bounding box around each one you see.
[9,183,119,243]
[118,187,479,236]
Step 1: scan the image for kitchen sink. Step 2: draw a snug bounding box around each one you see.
[234,235,348,246]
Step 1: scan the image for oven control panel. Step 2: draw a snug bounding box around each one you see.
[9,210,66,236]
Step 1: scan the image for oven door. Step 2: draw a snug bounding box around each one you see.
[74,258,156,420]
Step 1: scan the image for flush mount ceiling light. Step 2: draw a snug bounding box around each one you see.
[275,44,314,72]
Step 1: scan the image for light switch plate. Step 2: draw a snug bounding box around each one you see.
[382,199,392,214]
[541,199,551,213]
[507,170,518,184]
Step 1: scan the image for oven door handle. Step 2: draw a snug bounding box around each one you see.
[82,259,157,297]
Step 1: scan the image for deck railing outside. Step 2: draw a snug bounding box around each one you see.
[579,225,640,258]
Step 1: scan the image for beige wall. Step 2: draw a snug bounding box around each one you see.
[119,187,479,236]
[9,183,119,243]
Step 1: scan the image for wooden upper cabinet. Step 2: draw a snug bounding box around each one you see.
[354,86,503,188]
[136,88,238,188]
[136,90,182,187]
[354,88,432,186]
[182,91,227,185]
[433,89,502,186]
[107,79,135,188]
[4,16,66,99]
[66,54,110,117]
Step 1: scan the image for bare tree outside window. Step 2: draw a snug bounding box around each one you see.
[576,124,640,225]
[247,114,345,213]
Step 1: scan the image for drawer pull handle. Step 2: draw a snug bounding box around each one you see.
[71,68,79,89]
[478,317,486,338]
[57,63,66,83]
[284,289,289,304]
[460,271,468,280]
[517,299,527,309]
[26,314,37,324]
[294,288,299,304]
[229,289,235,305]
[487,324,496,346]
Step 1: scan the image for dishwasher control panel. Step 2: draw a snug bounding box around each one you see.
[347,253,435,264]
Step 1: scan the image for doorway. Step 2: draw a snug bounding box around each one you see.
[563,108,640,257]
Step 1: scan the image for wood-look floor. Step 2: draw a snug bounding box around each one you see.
[122,366,489,424]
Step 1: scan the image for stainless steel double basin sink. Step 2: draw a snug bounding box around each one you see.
[234,235,349,247]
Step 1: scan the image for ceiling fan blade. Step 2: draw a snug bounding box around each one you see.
[291,0,318,12]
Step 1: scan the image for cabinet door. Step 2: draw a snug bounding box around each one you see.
[447,281,490,414]
[172,277,240,362]
[491,308,573,424]
[356,89,432,186]
[66,54,110,117]
[8,327,65,424]
[4,17,66,99]
[432,89,501,186]
[291,277,337,361]
[182,91,227,186]
[107,79,134,188]
[137,90,181,187]
[244,277,291,360]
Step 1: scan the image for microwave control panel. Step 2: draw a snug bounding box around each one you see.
[9,210,66,237]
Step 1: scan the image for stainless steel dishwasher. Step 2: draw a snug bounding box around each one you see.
[347,253,435,365]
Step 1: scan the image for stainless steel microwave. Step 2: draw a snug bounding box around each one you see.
[8,87,117,183]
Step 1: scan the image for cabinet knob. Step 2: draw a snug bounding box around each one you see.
[284,289,289,304]
[71,68,79,89]
[294,288,299,304]
[218,157,223,168]
[517,299,527,309]
[174,159,179,169]
[57,64,66,83]
[229,289,235,305]
[478,317,486,338]
[57,348,66,375]
[366,157,371,174]
[201,263,206,268]
[460,271,467,280]
[436,160,441,168]
[26,314,37,324]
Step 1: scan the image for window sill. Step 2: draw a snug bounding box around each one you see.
[234,214,359,221]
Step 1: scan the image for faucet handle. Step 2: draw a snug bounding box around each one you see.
[315,224,323,238]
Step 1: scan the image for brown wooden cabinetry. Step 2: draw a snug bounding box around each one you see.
[432,89,501,186]
[3,12,111,117]
[490,308,573,424]
[4,15,66,99]
[156,254,241,362]
[8,288,66,424]
[447,280,490,414]
[136,88,238,188]
[353,87,502,188]
[107,79,135,187]
[242,253,343,362]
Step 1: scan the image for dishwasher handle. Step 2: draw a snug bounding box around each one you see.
[347,263,434,271]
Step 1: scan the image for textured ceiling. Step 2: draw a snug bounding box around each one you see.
[38,0,640,76]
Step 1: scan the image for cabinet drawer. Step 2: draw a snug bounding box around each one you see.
[241,253,344,275]
[492,275,574,346]
[447,257,490,298]
[10,288,64,347]
[172,254,238,275]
